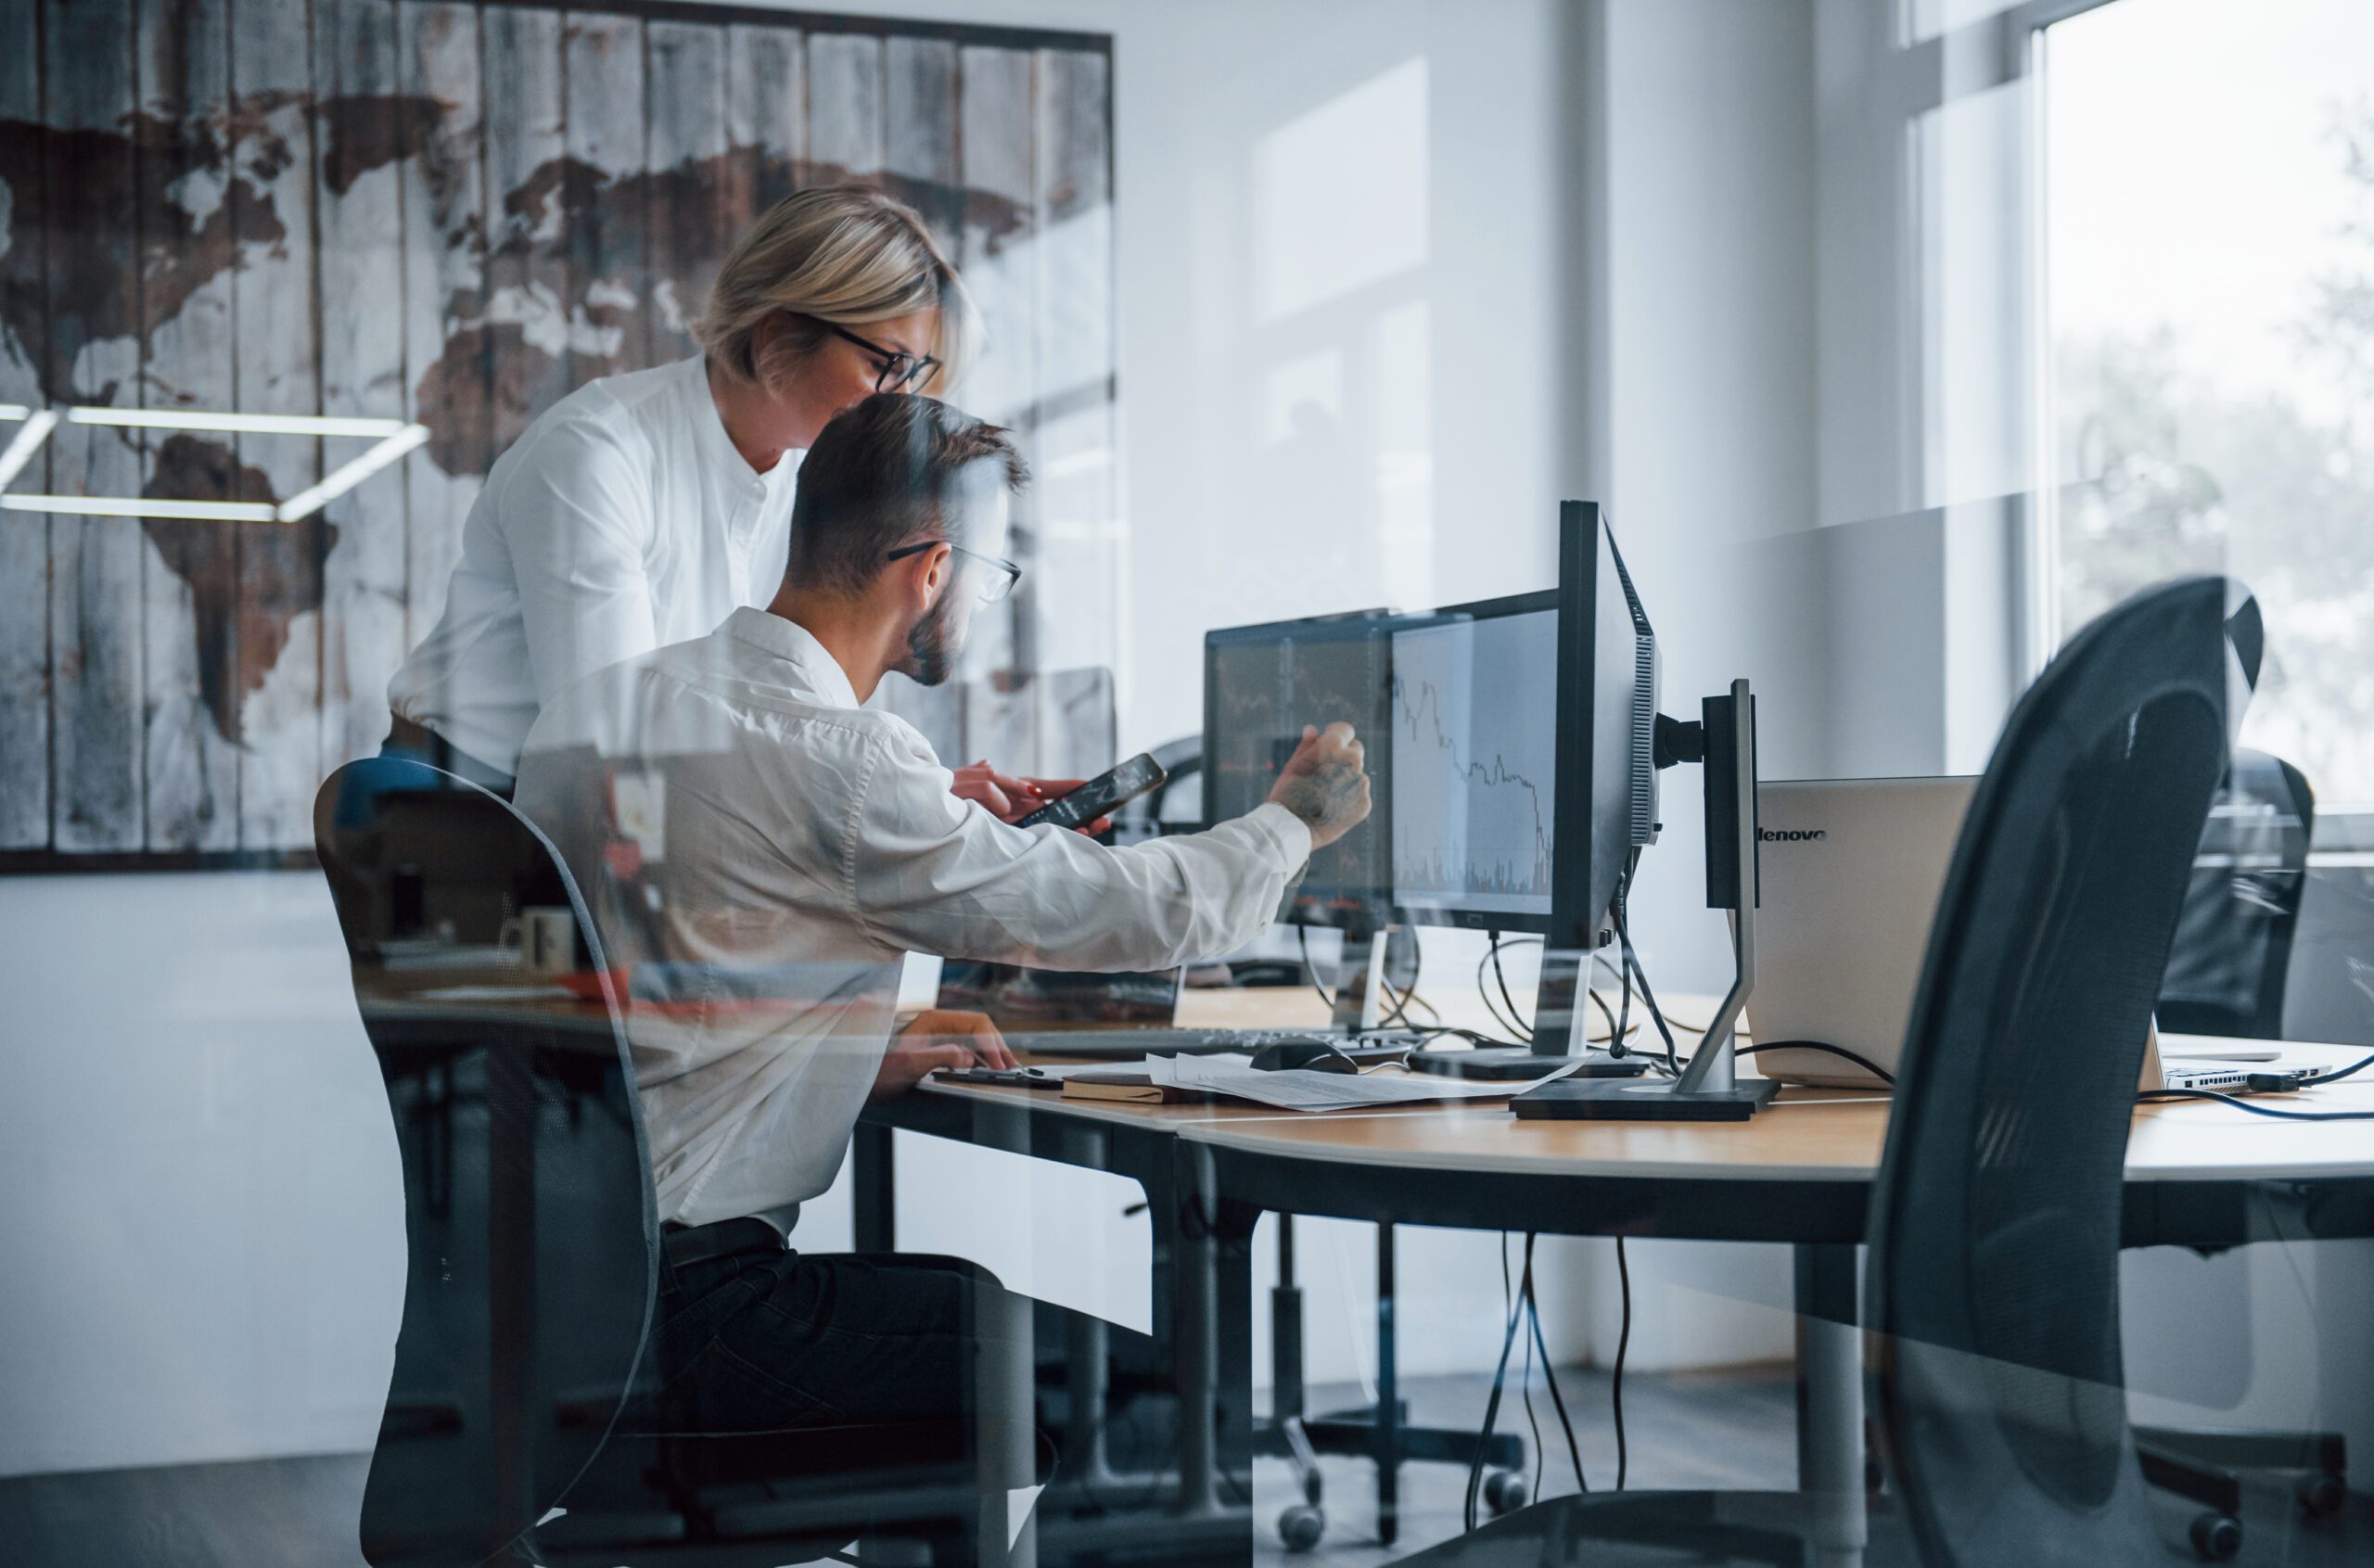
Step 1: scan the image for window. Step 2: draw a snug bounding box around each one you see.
[2044,0,2374,808]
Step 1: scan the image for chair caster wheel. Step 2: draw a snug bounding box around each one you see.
[2188,1511,2241,1562]
[1483,1470,1529,1514]
[1277,1504,1325,1551]
[2297,1472,2347,1517]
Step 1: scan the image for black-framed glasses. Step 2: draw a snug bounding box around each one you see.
[886,540,1023,603]
[823,322,939,393]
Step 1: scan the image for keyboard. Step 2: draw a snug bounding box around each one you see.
[1000,1027,1429,1060]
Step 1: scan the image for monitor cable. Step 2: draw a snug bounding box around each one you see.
[1478,932,1625,1047]
[2137,1049,2374,1121]
[1507,1234,1543,1507]
[1614,1235,1633,1490]
[1477,933,1533,1042]
[1465,1229,1532,1532]
[1295,926,1334,1010]
[1610,890,1680,1073]
[1523,1232,1588,1495]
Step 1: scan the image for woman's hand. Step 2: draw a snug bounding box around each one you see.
[872,1009,1017,1100]
[951,760,1046,822]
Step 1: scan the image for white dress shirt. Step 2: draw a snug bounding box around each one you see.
[514,607,1311,1231]
[389,355,801,776]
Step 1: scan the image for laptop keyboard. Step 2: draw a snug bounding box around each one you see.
[1000,1027,1430,1059]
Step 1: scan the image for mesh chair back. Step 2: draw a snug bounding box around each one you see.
[2157,749,2314,1038]
[1866,577,2252,1567]
[317,756,657,1566]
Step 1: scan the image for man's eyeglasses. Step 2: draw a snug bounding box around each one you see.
[886,541,1023,603]
[823,322,940,394]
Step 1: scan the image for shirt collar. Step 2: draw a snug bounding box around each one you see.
[721,607,862,710]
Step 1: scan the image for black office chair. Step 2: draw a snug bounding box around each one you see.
[1870,576,2254,1566]
[2136,748,2347,1543]
[2156,749,2315,1039]
[317,755,994,1567]
[1383,577,2254,1566]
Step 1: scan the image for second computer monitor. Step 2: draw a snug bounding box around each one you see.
[1387,593,1561,933]
[1203,609,1398,928]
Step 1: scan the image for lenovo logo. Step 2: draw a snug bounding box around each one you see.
[1759,828,1826,843]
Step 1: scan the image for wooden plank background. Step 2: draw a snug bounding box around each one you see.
[0,0,1117,870]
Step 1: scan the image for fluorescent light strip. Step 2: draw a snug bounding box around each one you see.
[1,494,279,522]
[277,425,430,521]
[0,410,57,490]
[64,407,413,439]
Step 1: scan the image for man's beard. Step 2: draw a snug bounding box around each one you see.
[900,593,961,687]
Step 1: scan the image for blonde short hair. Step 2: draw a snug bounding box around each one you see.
[695,185,977,395]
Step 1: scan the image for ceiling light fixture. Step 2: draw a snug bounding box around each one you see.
[0,404,430,523]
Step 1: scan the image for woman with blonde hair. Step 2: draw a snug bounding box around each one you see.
[387,184,1053,817]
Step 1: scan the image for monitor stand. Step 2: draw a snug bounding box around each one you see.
[1516,679,1780,1120]
[1404,947,1652,1079]
[1328,929,1393,1032]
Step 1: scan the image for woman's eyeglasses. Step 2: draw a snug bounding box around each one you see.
[823,322,940,394]
[885,541,1023,603]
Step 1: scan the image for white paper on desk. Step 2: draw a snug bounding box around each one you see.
[1147,1054,1583,1112]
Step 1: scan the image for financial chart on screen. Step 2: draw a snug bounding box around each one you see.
[1389,609,1558,920]
[1205,618,1394,918]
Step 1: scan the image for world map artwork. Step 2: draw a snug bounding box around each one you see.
[0,0,1115,867]
[4,98,1021,747]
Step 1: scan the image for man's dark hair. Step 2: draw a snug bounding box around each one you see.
[787,392,1028,594]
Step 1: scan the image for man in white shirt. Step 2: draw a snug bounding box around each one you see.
[513,392,1370,1449]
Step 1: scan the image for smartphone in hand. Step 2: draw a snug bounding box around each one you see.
[1016,752,1168,830]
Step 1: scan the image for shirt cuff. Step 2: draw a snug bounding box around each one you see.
[1245,801,1314,872]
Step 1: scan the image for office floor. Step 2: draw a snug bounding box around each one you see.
[0,1363,2361,1566]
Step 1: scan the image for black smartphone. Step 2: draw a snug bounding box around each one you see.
[1015,752,1168,830]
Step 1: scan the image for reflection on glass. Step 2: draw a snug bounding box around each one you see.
[2048,0,2374,805]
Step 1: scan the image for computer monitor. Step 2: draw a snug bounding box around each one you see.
[1397,503,1661,1074]
[1385,593,1560,935]
[1202,608,1398,931]
[1548,499,1661,957]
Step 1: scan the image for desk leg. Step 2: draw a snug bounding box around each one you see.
[853,1120,896,1254]
[1794,1243,1866,1568]
[1169,1142,1254,1561]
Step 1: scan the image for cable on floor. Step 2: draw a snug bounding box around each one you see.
[1522,1232,1587,1494]
[1465,1235,1531,1532]
[1614,1234,1632,1491]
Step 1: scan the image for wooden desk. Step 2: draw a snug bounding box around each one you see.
[865,1008,2374,1568]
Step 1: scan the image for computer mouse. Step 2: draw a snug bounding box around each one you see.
[1248,1039,1360,1074]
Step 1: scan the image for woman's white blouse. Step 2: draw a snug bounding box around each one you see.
[388,355,801,775]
